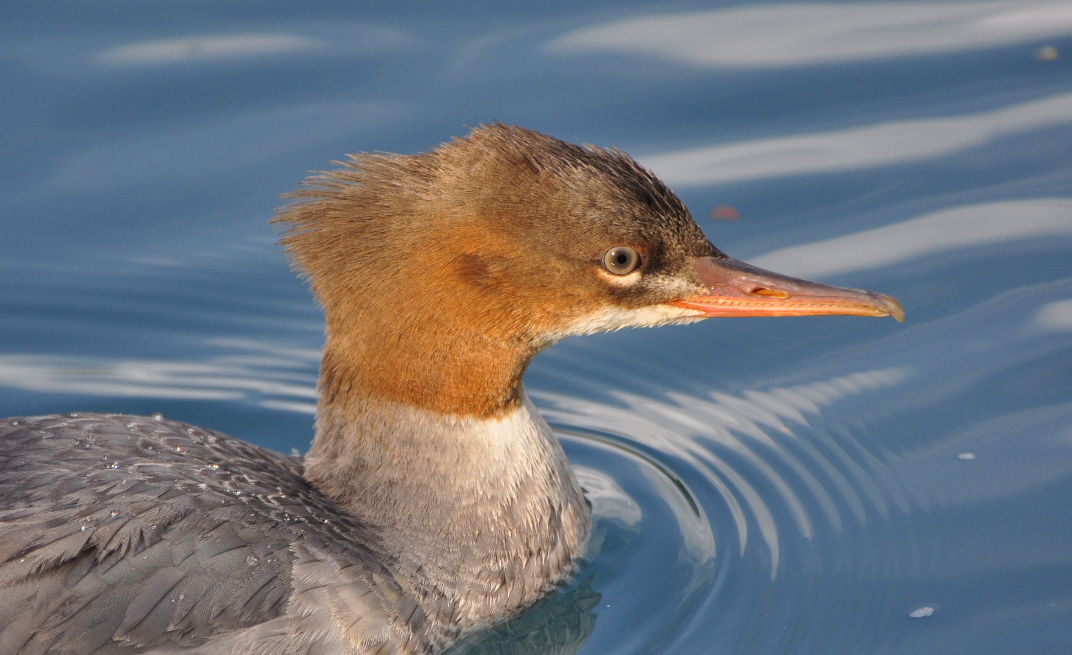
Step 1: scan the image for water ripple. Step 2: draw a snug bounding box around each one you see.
[540,366,911,580]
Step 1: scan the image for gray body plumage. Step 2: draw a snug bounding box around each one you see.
[0,413,430,655]
[0,404,588,655]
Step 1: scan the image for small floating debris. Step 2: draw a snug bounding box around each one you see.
[957,452,975,461]
[909,606,934,618]
[710,205,740,221]
[1037,46,1058,62]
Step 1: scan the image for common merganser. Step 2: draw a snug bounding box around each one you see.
[0,125,903,654]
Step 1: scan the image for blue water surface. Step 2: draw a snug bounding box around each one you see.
[3,1,1072,653]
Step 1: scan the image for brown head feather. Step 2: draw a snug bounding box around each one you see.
[274,124,715,418]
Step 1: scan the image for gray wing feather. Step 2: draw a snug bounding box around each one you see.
[0,414,431,655]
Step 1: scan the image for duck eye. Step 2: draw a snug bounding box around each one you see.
[602,246,641,275]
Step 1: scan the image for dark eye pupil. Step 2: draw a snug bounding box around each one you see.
[602,246,640,275]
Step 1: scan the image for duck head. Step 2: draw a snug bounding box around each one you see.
[275,124,902,419]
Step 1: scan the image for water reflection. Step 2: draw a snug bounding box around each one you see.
[550,1,1072,68]
[891,402,1072,509]
[1037,299,1072,331]
[538,367,911,577]
[98,34,324,65]
[573,466,642,527]
[750,198,1072,278]
[95,24,414,67]
[0,338,319,413]
[448,579,600,655]
[639,93,1072,186]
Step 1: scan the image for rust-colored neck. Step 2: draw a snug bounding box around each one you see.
[318,314,536,418]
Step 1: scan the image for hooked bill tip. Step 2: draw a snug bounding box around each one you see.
[882,295,906,323]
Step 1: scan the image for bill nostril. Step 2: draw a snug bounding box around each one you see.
[751,287,790,298]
